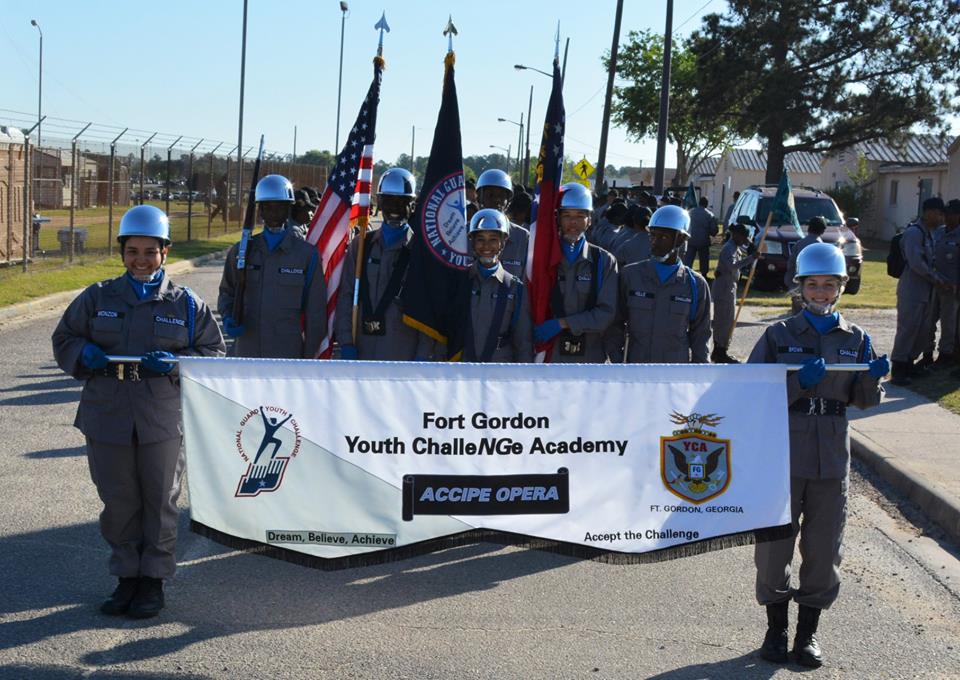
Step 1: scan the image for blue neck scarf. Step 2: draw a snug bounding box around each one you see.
[479,263,499,279]
[803,309,840,334]
[126,269,164,300]
[381,222,410,249]
[562,236,586,264]
[654,261,681,283]
[262,227,286,252]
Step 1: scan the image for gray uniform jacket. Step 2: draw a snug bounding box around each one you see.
[748,313,882,479]
[712,239,757,347]
[334,227,434,360]
[500,222,530,280]
[551,242,619,363]
[784,234,822,288]
[52,272,225,445]
[897,223,940,303]
[615,261,712,363]
[613,230,651,267]
[934,226,960,285]
[465,264,534,363]
[687,207,717,249]
[218,228,327,358]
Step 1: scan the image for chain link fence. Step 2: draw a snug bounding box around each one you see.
[0,110,328,270]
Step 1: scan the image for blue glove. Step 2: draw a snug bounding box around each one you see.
[340,345,359,360]
[81,343,109,370]
[223,316,245,338]
[534,319,564,344]
[868,354,890,379]
[797,357,827,389]
[142,350,176,374]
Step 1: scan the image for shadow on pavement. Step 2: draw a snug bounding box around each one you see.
[23,446,86,459]
[0,665,210,680]
[0,388,80,406]
[0,377,79,393]
[646,652,812,678]
[0,517,571,669]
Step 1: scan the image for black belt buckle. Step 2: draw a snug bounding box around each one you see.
[105,362,141,382]
[558,331,585,357]
[793,397,844,416]
[362,319,386,336]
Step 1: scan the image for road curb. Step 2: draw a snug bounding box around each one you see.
[851,431,960,545]
[0,248,228,326]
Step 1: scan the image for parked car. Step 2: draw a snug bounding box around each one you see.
[726,185,863,294]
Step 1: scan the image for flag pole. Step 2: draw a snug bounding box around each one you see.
[350,16,390,345]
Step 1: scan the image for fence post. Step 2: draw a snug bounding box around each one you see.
[187,139,203,242]
[139,132,157,206]
[206,142,223,239]
[22,136,31,271]
[165,136,183,217]
[6,145,13,265]
[108,128,128,256]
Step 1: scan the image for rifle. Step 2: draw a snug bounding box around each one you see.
[232,135,266,323]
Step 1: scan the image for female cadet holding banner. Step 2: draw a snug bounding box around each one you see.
[747,242,887,668]
[52,205,224,619]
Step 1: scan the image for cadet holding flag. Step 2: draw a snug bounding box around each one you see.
[52,206,225,618]
[711,218,760,363]
[475,168,529,279]
[748,242,886,668]
[533,183,618,363]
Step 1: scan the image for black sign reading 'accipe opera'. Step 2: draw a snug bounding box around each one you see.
[402,469,569,521]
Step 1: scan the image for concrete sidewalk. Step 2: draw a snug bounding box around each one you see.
[849,386,960,544]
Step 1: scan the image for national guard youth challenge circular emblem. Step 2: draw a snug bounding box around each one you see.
[234,405,302,497]
[422,171,469,269]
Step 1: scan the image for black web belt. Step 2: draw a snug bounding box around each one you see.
[96,363,166,381]
[789,397,846,416]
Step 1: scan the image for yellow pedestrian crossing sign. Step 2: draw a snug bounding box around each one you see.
[574,157,595,180]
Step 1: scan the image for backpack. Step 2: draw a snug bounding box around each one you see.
[886,224,918,278]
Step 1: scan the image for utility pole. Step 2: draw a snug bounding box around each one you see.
[654,0,674,195]
[596,0,624,191]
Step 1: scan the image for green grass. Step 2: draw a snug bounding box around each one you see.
[908,365,960,416]
[0,211,241,306]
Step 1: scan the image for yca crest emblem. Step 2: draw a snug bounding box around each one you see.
[660,411,731,504]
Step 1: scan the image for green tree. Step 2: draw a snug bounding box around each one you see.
[825,154,874,220]
[691,0,960,183]
[606,30,741,186]
[298,149,335,167]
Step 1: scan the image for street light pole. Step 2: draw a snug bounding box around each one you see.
[654,0,674,195]
[498,117,525,182]
[596,0,624,191]
[525,85,533,185]
[237,0,249,231]
[336,2,349,153]
[30,20,42,208]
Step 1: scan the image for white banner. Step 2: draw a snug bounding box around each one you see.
[180,359,791,566]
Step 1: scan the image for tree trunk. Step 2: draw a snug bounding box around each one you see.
[675,145,689,186]
[765,135,785,184]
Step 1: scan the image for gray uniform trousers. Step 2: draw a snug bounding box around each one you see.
[52,272,225,578]
[892,223,940,363]
[218,227,327,358]
[334,226,435,360]
[550,242,618,364]
[933,226,960,355]
[500,223,530,280]
[610,261,712,363]
[711,239,757,349]
[465,264,534,362]
[749,313,882,609]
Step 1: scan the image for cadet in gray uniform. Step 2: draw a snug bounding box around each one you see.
[610,205,712,363]
[463,209,533,362]
[610,205,652,264]
[933,200,960,364]
[785,216,825,313]
[52,205,225,619]
[682,196,718,278]
[218,174,327,358]
[891,197,950,385]
[336,168,435,360]
[749,242,886,668]
[532,183,618,363]
[476,169,529,279]
[711,220,759,363]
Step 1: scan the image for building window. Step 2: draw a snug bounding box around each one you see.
[890,180,898,205]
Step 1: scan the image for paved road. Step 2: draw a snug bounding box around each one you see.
[2,261,959,679]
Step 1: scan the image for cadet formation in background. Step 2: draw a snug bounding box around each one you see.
[50,165,956,669]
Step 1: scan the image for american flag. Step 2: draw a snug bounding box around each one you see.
[526,56,565,362]
[305,58,382,358]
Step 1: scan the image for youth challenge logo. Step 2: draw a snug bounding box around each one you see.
[422,171,470,269]
[660,412,730,504]
[234,406,302,497]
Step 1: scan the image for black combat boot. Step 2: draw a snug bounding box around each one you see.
[759,601,789,663]
[127,577,165,619]
[711,347,741,364]
[100,577,139,615]
[890,361,912,386]
[793,605,823,667]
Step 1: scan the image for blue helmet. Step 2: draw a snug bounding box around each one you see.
[468,208,510,237]
[377,167,417,197]
[648,205,690,234]
[795,242,848,281]
[255,174,295,203]
[476,169,513,196]
[118,205,171,244]
[558,183,593,211]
